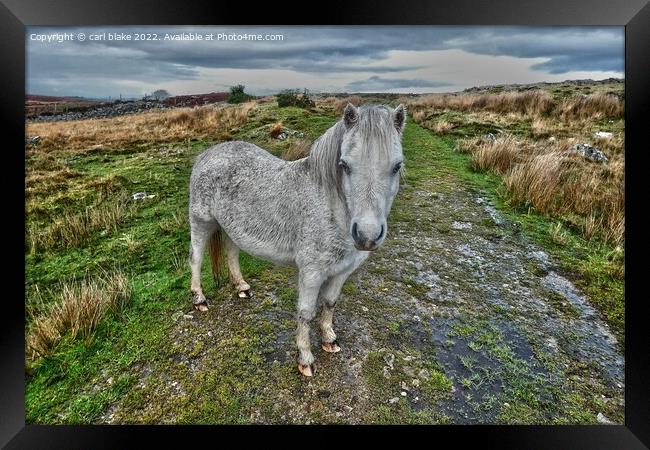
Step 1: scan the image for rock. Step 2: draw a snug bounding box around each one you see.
[361,306,369,312]
[484,133,497,142]
[388,397,400,404]
[383,366,391,379]
[400,381,409,391]
[412,379,420,388]
[183,314,193,320]
[452,221,472,231]
[26,135,41,146]
[594,131,613,139]
[400,391,407,397]
[171,311,184,321]
[383,353,395,369]
[596,412,614,424]
[418,368,431,380]
[573,143,608,162]
[132,192,156,200]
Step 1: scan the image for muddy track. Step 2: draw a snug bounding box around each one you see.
[101,127,623,425]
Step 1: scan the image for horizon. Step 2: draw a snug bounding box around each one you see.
[27,26,624,99]
[26,76,626,102]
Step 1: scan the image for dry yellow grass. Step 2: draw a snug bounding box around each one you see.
[408,90,555,116]
[26,270,132,362]
[282,139,312,161]
[462,134,624,245]
[433,120,455,135]
[27,101,257,153]
[407,90,623,123]
[317,95,364,113]
[269,121,284,138]
[557,93,624,122]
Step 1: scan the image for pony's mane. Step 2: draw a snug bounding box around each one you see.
[307,105,396,197]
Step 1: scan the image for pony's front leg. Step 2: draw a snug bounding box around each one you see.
[296,270,325,377]
[319,271,352,353]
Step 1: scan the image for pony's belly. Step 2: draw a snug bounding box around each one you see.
[231,237,295,266]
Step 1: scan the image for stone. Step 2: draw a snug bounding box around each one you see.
[573,143,608,162]
[132,192,156,200]
[596,412,614,424]
[452,221,472,231]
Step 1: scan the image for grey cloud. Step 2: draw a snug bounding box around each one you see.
[26,26,623,97]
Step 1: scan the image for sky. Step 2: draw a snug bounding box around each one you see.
[26,26,624,99]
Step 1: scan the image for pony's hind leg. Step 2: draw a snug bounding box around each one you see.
[223,235,251,299]
[189,217,215,311]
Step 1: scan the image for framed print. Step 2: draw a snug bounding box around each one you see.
[2,0,649,447]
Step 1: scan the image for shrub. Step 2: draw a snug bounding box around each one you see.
[277,89,315,109]
[228,84,254,104]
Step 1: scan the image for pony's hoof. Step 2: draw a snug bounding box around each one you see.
[298,363,315,377]
[322,340,341,353]
[237,289,251,299]
[194,302,209,312]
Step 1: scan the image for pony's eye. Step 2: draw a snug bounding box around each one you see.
[392,162,403,174]
[338,160,351,174]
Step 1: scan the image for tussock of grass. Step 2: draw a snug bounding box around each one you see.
[27,102,257,153]
[433,120,455,134]
[470,135,527,175]
[281,139,312,161]
[27,195,137,253]
[26,270,132,362]
[269,121,284,138]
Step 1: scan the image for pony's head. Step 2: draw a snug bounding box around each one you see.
[338,103,405,251]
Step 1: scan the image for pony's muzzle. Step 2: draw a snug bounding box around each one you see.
[351,221,385,251]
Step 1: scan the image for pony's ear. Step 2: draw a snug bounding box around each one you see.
[343,103,359,128]
[393,104,406,133]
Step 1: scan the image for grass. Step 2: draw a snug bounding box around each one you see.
[26,101,256,153]
[27,194,137,254]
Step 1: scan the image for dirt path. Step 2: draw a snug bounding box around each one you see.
[101,123,623,424]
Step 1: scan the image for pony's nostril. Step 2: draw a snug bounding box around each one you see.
[375,224,385,242]
[352,222,359,240]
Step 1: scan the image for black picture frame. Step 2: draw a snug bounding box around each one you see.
[2,0,649,448]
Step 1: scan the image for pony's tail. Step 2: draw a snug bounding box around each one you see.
[208,228,226,286]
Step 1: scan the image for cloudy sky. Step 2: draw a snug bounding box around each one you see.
[26,26,624,98]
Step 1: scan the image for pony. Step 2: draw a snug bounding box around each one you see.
[188,103,406,376]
